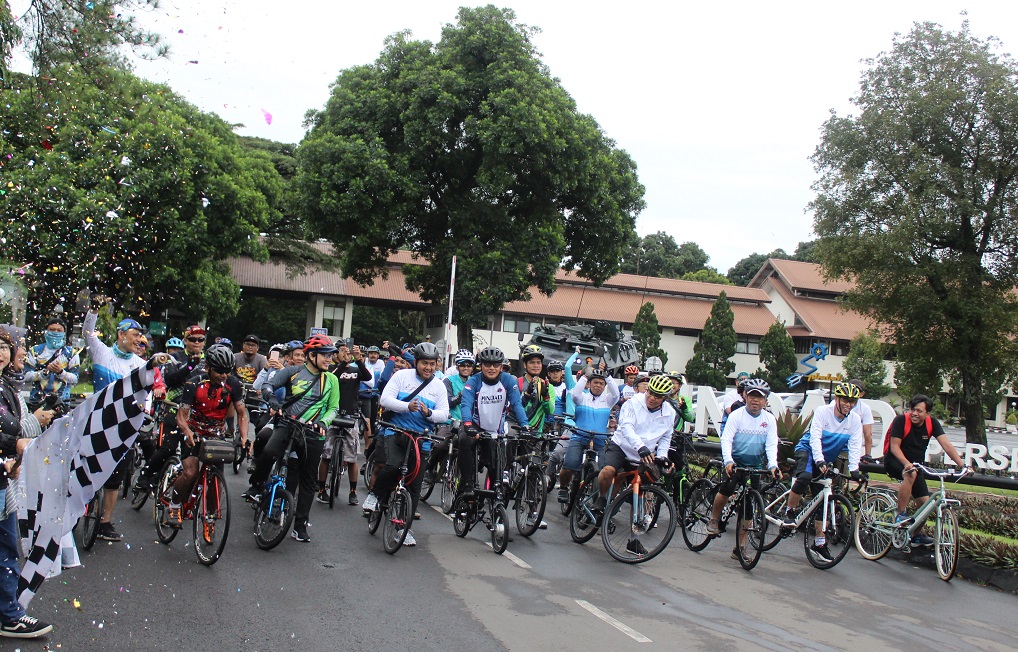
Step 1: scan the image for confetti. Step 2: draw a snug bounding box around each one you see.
[261,109,273,125]
[41,140,53,150]
[72,598,81,610]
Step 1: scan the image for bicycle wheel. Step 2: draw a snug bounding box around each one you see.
[681,479,716,552]
[735,489,767,570]
[441,461,460,514]
[367,503,383,535]
[194,467,231,566]
[153,463,181,544]
[491,502,509,554]
[383,488,412,554]
[854,492,895,560]
[362,458,375,490]
[452,495,472,538]
[803,494,853,570]
[79,489,103,551]
[254,487,296,550]
[515,467,547,537]
[123,445,145,499]
[760,480,789,552]
[561,475,579,516]
[935,506,960,581]
[602,485,676,564]
[129,458,151,511]
[569,481,601,544]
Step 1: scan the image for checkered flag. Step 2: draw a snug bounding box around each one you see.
[15,365,154,607]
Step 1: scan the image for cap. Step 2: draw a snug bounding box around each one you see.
[243,334,260,344]
[117,318,145,333]
[736,371,750,379]
[184,325,206,337]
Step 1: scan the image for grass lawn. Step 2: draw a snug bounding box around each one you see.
[961,527,1018,546]
[865,471,1018,500]
[71,382,93,395]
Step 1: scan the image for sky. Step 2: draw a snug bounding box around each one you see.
[12,1,1018,273]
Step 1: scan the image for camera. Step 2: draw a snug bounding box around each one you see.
[41,393,69,417]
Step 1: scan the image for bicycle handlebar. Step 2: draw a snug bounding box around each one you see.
[912,463,972,481]
[377,420,434,439]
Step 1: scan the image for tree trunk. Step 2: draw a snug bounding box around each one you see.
[960,369,988,447]
[457,322,474,352]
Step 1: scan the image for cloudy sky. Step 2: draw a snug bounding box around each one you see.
[14,1,1018,273]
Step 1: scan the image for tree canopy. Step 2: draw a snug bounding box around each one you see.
[753,320,797,393]
[811,22,1018,445]
[619,231,710,279]
[632,301,667,365]
[296,6,645,347]
[843,330,892,400]
[684,292,736,390]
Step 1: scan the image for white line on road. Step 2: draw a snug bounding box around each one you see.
[431,504,453,521]
[482,542,532,569]
[575,600,652,643]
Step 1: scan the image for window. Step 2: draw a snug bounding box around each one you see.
[830,340,850,357]
[794,338,813,355]
[426,314,445,329]
[674,328,700,337]
[502,315,539,334]
[736,336,760,355]
[321,300,345,337]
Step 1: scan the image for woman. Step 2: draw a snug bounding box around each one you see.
[0,328,53,638]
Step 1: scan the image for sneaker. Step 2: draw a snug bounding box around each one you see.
[781,508,800,528]
[241,488,260,503]
[706,519,721,537]
[403,530,417,547]
[0,615,53,638]
[291,522,311,543]
[414,511,421,520]
[167,507,183,530]
[348,491,358,506]
[626,538,648,556]
[539,520,548,530]
[134,474,154,492]
[362,493,378,511]
[731,547,740,560]
[315,491,329,504]
[97,522,121,542]
[911,534,934,547]
[895,511,914,526]
[811,542,835,563]
[557,488,570,504]
[202,520,215,544]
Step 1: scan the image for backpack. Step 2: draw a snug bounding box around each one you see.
[882,414,932,455]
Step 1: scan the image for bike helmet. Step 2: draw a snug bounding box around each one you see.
[412,341,441,361]
[742,378,770,397]
[205,343,235,374]
[285,339,304,352]
[666,370,684,383]
[521,344,544,362]
[366,345,381,354]
[833,382,862,399]
[269,342,288,355]
[476,346,505,365]
[165,337,185,350]
[215,337,233,346]
[647,375,673,396]
[304,334,338,355]
[589,368,608,381]
[546,359,565,372]
[624,365,640,376]
[454,349,475,365]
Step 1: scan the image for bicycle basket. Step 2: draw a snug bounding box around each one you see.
[198,438,235,464]
[639,461,662,484]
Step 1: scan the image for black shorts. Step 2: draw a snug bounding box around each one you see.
[600,441,637,474]
[884,457,930,499]
[716,467,763,498]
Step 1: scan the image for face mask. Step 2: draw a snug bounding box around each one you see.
[45,331,66,349]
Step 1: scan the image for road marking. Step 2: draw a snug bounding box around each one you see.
[483,542,532,569]
[575,600,652,643]
[430,504,453,521]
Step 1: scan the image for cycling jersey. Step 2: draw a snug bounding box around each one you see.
[668,396,695,433]
[330,360,372,414]
[379,368,450,444]
[163,350,206,401]
[571,375,619,434]
[460,373,528,434]
[721,405,778,470]
[518,375,554,433]
[795,402,863,471]
[547,351,578,428]
[260,363,340,436]
[180,373,244,432]
[83,311,146,392]
[610,393,675,463]
[444,373,470,423]
[619,384,636,402]
[24,343,80,403]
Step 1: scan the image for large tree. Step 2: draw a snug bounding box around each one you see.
[296,6,645,348]
[753,320,797,393]
[619,231,709,278]
[843,330,892,400]
[811,22,1018,446]
[632,301,667,365]
[726,249,789,286]
[684,292,737,390]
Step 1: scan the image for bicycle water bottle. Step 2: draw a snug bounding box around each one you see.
[502,469,510,487]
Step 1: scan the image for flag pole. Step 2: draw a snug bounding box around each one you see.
[445,255,456,369]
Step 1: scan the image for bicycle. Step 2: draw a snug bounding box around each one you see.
[322,414,356,509]
[366,421,433,554]
[451,431,511,554]
[421,422,460,513]
[251,416,307,550]
[681,467,769,570]
[601,461,677,563]
[661,432,706,520]
[854,463,970,581]
[568,440,604,544]
[75,488,104,551]
[761,468,859,569]
[507,430,554,537]
[558,425,607,517]
[152,423,232,566]
[129,399,179,511]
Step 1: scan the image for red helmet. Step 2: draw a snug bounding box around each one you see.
[625,365,640,375]
[304,334,338,354]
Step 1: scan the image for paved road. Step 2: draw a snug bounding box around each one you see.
[16,471,1018,652]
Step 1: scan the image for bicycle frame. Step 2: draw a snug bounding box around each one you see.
[860,464,968,548]
[764,477,835,531]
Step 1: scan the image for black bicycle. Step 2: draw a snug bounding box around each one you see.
[451,431,511,554]
[682,467,770,570]
[559,426,607,517]
[507,430,554,537]
[323,414,356,508]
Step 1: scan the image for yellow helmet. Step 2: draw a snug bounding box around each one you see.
[833,382,862,399]
[647,375,673,396]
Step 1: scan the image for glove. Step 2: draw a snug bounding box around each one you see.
[861,454,874,464]
[465,424,479,437]
[637,446,652,458]
[851,470,863,482]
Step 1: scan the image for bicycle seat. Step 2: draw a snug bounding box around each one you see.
[334,417,356,429]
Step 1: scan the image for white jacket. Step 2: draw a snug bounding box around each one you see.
[610,393,675,463]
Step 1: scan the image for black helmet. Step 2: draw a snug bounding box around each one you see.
[412,342,441,361]
[476,346,505,365]
[205,344,235,374]
[589,368,608,380]
[546,359,565,372]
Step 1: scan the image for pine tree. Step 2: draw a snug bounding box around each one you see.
[844,330,892,399]
[753,320,797,392]
[633,302,662,362]
[685,292,737,390]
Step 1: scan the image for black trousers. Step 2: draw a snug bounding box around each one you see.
[250,423,325,525]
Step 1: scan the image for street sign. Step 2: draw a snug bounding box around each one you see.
[148,321,167,336]
[309,327,328,337]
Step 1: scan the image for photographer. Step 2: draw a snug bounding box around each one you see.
[24,317,80,410]
[1,326,58,438]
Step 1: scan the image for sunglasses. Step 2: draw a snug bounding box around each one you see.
[186,337,206,343]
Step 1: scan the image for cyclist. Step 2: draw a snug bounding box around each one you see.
[358,345,385,449]
[544,352,579,486]
[247,334,340,543]
[318,340,373,506]
[848,378,876,459]
[167,344,249,528]
[82,299,148,542]
[633,374,649,394]
[518,345,554,434]
[885,394,966,546]
[457,347,529,497]
[781,381,864,562]
[619,365,640,402]
[718,378,748,435]
[24,317,80,408]
[426,350,475,478]
[664,371,694,432]
[234,334,267,385]
[708,378,780,555]
[593,374,676,552]
[556,366,619,504]
[165,337,185,356]
[372,342,450,547]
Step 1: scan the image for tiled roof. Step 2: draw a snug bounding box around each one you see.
[750,258,855,294]
[556,269,769,302]
[769,279,875,341]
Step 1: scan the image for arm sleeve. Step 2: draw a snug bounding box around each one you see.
[82,310,111,360]
[62,352,80,386]
[179,379,198,408]
[655,406,674,458]
[252,368,270,391]
[564,352,579,391]
[23,347,41,383]
[571,375,588,405]
[603,376,620,406]
[616,401,645,453]
[930,418,945,438]
[379,373,409,413]
[316,374,340,426]
[766,420,779,469]
[506,377,530,427]
[19,395,42,439]
[847,418,863,472]
[809,411,826,464]
[459,378,477,424]
[721,411,737,466]
[357,363,373,383]
[445,378,462,410]
[428,384,449,424]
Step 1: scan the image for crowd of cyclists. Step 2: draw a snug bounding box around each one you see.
[0,297,973,638]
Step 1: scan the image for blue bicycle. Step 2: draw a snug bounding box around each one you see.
[252,416,307,550]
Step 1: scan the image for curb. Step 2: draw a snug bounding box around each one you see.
[887,547,1018,592]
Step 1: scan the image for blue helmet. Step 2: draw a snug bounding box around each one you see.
[165,337,185,350]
